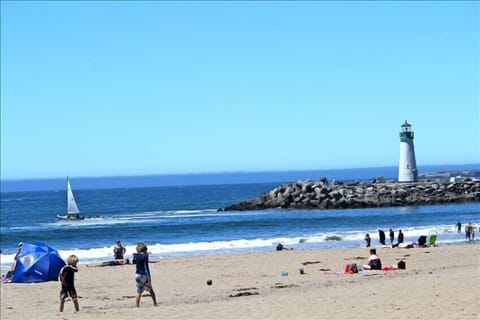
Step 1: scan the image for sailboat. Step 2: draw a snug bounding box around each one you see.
[56,177,85,220]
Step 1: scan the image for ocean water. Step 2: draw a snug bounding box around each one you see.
[1,175,479,269]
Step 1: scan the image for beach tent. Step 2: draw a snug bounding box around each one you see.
[12,242,66,283]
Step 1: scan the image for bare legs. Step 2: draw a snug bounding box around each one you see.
[59,297,79,312]
[136,289,158,307]
[73,297,80,311]
[135,293,141,308]
[150,289,158,307]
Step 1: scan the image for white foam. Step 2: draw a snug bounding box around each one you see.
[1,224,472,269]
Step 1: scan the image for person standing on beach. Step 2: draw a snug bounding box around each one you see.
[135,242,157,308]
[398,230,404,244]
[59,255,80,312]
[378,230,386,245]
[465,223,474,241]
[364,234,371,247]
[389,229,395,245]
[456,221,462,233]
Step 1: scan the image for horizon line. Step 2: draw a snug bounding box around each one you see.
[1,163,478,182]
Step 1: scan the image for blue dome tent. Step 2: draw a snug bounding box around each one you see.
[12,242,66,283]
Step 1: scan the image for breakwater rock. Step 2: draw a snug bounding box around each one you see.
[221,178,480,211]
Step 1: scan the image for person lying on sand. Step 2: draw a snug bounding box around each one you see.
[87,259,130,267]
[393,235,428,249]
[276,243,293,251]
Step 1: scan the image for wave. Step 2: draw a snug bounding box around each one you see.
[0,198,25,202]
[32,209,229,228]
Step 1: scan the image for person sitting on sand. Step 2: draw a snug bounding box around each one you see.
[365,248,382,270]
[417,235,427,247]
[113,241,126,260]
[2,242,23,283]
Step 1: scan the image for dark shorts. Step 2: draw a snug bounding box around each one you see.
[60,286,77,300]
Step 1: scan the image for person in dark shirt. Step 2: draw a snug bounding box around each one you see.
[378,230,386,245]
[113,241,126,260]
[367,248,382,270]
[456,220,462,233]
[398,230,404,244]
[417,235,427,247]
[135,242,157,307]
[389,229,395,245]
[364,234,371,247]
[59,255,79,312]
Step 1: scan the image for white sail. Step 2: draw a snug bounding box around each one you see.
[66,178,80,214]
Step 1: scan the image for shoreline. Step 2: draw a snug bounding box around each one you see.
[1,243,478,319]
[2,236,478,271]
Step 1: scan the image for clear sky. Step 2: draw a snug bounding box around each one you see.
[1,1,479,180]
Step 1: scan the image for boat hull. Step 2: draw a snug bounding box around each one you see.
[57,214,84,221]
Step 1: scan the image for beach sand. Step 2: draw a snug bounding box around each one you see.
[1,243,479,319]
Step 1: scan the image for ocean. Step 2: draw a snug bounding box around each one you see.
[1,166,479,269]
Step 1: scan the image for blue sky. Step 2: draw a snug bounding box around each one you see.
[1,1,479,180]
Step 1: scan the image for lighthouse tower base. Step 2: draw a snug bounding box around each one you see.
[398,141,418,182]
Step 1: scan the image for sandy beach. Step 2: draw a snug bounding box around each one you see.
[1,243,479,320]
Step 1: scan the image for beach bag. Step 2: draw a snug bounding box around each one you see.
[350,263,358,273]
[344,263,358,274]
[397,260,406,269]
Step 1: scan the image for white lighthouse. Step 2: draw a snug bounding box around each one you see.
[398,120,418,182]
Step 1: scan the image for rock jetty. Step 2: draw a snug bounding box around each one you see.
[221,177,480,211]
